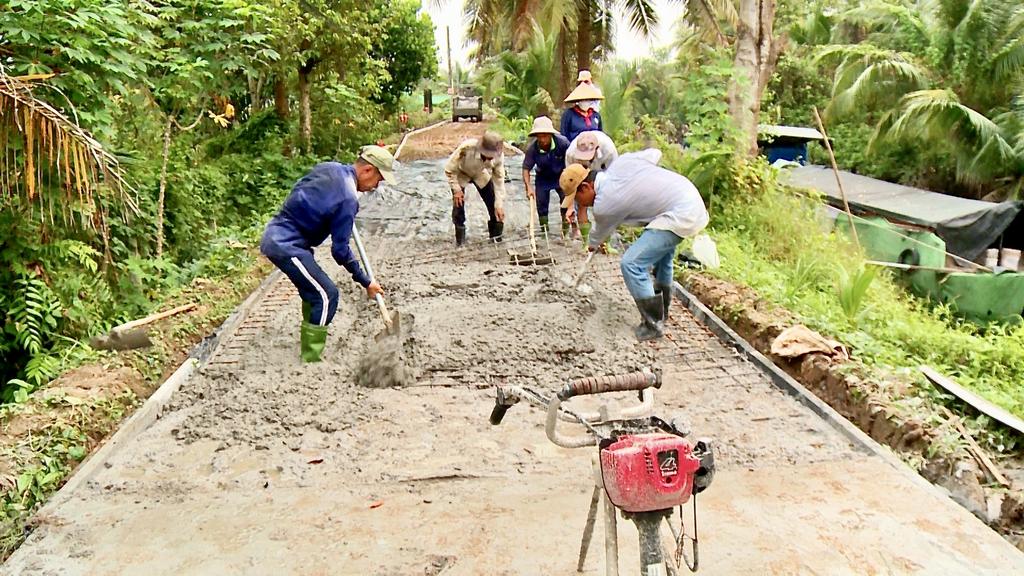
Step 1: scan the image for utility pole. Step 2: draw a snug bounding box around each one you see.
[446,25,454,96]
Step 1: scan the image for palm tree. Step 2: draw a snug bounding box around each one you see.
[441,0,670,100]
[816,0,1024,197]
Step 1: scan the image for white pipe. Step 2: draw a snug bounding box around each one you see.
[394,119,451,160]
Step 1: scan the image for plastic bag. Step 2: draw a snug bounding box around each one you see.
[692,234,720,269]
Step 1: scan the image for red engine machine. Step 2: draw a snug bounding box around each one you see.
[600,433,702,513]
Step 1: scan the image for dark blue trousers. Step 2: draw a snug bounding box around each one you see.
[268,251,339,326]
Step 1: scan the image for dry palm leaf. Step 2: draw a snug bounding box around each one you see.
[0,68,137,230]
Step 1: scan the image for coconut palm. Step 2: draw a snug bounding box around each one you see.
[443,0,669,83]
[816,0,1024,197]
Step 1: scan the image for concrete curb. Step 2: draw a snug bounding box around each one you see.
[37,268,284,513]
[671,281,942,492]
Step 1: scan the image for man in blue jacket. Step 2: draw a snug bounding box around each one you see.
[260,145,396,362]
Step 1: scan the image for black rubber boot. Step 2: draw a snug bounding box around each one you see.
[489,221,504,242]
[634,292,665,342]
[656,284,672,320]
[455,226,466,246]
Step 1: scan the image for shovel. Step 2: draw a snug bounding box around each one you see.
[560,251,595,293]
[89,303,196,351]
[351,225,401,341]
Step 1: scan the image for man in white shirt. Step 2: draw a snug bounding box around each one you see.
[559,150,709,341]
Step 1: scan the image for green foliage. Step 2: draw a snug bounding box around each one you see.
[814,0,1024,197]
[0,0,154,134]
[477,23,558,118]
[370,0,439,111]
[836,264,878,320]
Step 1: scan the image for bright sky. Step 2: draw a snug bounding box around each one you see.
[421,0,678,71]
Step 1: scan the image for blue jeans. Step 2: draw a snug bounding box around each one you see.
[620,229,682,300]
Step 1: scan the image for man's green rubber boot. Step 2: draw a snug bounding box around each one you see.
[300,322,328,363]
[301,301,312,323]
[580,222,592,244]
[538,216,549,237]
[562,221,571,239]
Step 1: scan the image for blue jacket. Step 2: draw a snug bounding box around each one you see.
[560,107,603,143]
[523,134,570,189]
[260,162,370,287]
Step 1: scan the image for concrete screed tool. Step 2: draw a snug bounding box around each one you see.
[351,225,400,340]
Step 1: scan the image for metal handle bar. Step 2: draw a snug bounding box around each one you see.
[558,371,661,401]
[490,373,657,428]
[546,387,656,449]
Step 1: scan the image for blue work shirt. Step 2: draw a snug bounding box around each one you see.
[523,134,570,189]
[559,107,602,144]
[260,162,370,287]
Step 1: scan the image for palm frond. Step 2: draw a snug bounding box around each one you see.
[0,70,136,229]
[618,0,660,37]
[821,46,930,117]
[840,1,927,39]
[886,89,1018,185]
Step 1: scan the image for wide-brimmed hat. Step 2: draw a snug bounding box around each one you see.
[358,145,397,184]
[577,70,593,83]
[559,163,591,208]
[529,116,559,136]
[564,82,604,103]
[479,131,503,158]
[574,132,600,161]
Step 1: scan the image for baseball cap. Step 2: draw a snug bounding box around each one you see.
[574,132,599,161]
[358,145,397,184]
[559,164,590,209]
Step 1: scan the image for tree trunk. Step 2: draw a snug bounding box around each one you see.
[249,73,267,113]
[556,24,572,103]
[156,116,173,259]
[273,76,288,119]
[298,60,315,155]
[576,2,592,73]
[729,0,780,156]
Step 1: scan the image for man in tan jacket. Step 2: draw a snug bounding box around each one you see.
[444,131,506,245]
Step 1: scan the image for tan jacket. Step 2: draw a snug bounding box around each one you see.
[444,138,507,210]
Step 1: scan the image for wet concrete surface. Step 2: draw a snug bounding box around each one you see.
[5,149,1024,575]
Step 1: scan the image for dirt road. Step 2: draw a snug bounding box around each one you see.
[5,151,1024,575]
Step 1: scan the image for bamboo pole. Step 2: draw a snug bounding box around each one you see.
[812,106,859,248]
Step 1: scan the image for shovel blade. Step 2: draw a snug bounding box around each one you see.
[374,310,402,342]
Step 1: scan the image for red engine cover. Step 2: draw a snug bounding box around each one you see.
[600,433,700,513]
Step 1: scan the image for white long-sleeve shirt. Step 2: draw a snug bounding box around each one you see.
[589,149,709,247]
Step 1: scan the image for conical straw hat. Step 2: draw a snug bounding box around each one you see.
[564,82,604,103]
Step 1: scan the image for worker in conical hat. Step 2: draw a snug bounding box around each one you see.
[560,81,604,143]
